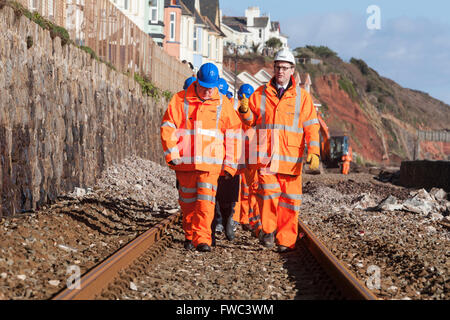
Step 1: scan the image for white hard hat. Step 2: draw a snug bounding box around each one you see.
[274,48,296,65]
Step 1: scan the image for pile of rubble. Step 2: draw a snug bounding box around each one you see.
[355,188,449,224]
[301,176,449,300]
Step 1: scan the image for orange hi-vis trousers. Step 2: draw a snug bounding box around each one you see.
[256,170,303,248]
[248,188,261,235]
[342,161,350,175]
[175,171,219,247]
[241,168,261,233]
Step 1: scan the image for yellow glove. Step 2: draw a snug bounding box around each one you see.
[238,94,249,113]
[307,154,320,171]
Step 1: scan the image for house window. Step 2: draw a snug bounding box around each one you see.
[259,29,262,38]
[193,27,197,52]
[47,0,54,17]
[149,0,158,23]
[124,0,128,10]
[170,13,176,41]
[215,38,219,60]
[186,20,189,48]
[208,35,211,57]
[29,0,38,10]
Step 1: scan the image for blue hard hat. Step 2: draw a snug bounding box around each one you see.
[238,84,254,99]
[183,76,196,90]
[217,78,229,95]
[197,63,219,88]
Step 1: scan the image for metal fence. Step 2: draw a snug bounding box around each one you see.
[417,130,450,143]
[414,130,450,160]
[16,0,192,93]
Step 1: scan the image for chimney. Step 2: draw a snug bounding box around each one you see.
[245,6,260,27]
[195,0,201,14]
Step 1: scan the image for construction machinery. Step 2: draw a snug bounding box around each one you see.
[311,108,352,173]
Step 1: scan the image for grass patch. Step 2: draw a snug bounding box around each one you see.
[338,76,358,101]
[134,74,173,102]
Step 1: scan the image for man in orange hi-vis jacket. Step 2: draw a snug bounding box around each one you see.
[161,63,242,252]
[341,146,353,175]
[238,49,321,253]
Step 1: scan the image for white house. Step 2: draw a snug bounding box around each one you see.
[181,0,225,73]
[220,16,252,48]
[222,6,288,53]
[179,1,195,67]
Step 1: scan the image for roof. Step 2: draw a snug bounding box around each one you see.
[221,68,240,93]
[270,21,279,32]
[237,71,264,89]
[203,15,226,37]
[222,16,250,33]
[200,0,220,26]
[181,0,195,13]
[193,8,206,25]
[180,0,224,35]
[253,16,269,28]
[180,1,193,16]
[254,69,273,82]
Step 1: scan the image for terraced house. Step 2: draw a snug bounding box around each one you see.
[112,0,225,73]
[179,0,225,73]
[111,0,165,46]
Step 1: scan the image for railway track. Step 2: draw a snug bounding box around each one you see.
[52,211,377,300]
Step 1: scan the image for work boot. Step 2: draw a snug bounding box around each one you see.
[277,245,294,253]
[197,243,211,252]
[184,240,194,251]
[260,232,274,248]
[222,203,236,241]
[224,217,235,241]
[242,223,252,231]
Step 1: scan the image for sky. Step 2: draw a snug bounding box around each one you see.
[221,0,450,106]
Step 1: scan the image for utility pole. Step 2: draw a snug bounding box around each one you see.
[234,47,238,97]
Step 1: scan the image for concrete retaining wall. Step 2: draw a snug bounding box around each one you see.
[0,6,167,216]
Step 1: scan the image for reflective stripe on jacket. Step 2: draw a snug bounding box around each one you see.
[239,76,320,175]
[161,83,242,175]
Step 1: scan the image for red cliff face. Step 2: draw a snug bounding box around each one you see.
[313,74,387,164]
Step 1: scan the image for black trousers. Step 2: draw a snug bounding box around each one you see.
[211,175,240,244]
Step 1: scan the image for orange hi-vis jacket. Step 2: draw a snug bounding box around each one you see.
[342,147,353,162]
[239,76,320,175]
[161,83,242,176]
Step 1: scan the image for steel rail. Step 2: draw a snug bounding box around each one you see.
[297,218,378,300]
[52,212,181,300]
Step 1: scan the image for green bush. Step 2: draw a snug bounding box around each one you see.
[338,77,358,101]
[305,45,337,58]
[350,58,370,75]
[162,90,173,101]
[80,46,98,60]
[134,73,161,100]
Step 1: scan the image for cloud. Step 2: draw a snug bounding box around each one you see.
[284,12,450,105]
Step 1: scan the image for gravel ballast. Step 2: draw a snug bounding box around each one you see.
[0,159,448,300]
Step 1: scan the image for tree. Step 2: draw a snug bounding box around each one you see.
[250,41,261,54]
[265,37,282,50]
